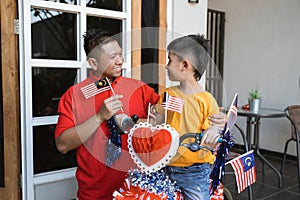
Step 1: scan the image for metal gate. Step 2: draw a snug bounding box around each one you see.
[206,9,225,105]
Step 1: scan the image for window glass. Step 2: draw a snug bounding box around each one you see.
[32,68,77,117]
[31,8,77,60]
[86,0,122,11]
[38,0,77,5]
[33,125,77,174]
[87,16,122,38]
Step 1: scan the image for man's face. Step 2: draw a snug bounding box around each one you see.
[96,40,124,79]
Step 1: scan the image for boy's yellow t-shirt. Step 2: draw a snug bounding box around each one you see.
[159,86,219,167]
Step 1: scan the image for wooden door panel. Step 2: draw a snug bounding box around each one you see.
[131,0,166,93]
[0,0,21,199]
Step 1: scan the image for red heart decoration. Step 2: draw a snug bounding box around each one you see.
[128,122,179,173]
[131,127,172,166]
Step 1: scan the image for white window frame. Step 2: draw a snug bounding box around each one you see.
[18,0,131,199]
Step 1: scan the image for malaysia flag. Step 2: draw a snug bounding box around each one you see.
[162,92,184,113]
[229,150,256,193]
[81,78,111,99]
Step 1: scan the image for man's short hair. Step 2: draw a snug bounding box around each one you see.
[83,29,115,57]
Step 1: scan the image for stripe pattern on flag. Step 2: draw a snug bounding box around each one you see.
[226,93,238,131]
[229,150,256,193]
[162,92,184,113]
[209,182,224,200]
[81,79,111,99]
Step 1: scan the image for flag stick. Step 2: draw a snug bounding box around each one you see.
[164,92,168,124]
[106,77,124,112]
[147,103,151,123]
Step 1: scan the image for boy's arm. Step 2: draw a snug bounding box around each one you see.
[201,109,226,149]
[200,125,221,150]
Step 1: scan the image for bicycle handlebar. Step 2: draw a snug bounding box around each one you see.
[179,132,223,152]
[179,132,223,144]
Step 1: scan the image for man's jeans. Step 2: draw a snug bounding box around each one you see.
[165,163,211,200]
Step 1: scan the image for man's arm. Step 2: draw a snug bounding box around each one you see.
[55,95,124,154]
[208,108,226,128]
[149,105,226,127]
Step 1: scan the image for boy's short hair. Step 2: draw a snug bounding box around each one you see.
[167,34,211,81]
[83,28,115,57]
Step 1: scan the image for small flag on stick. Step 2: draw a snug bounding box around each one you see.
[226,93,238,131]
[226,150,256,193]
[162,92,184,113]
[209,93,238,195]
[81,78,111,99]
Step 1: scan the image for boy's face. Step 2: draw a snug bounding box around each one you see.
[166,52,183,81]
[95,40,124,79]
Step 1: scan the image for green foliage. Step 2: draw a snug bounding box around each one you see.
[248,88,262,99]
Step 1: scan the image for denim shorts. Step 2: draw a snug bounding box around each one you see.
[165,163,211,200]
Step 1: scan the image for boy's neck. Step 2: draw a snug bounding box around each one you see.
[178,79,204,94]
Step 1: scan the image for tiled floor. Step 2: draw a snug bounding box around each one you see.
[222,149,300,200]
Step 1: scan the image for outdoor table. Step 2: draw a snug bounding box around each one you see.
[236,107,287,188]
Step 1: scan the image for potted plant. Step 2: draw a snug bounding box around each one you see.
[248,88,262,112]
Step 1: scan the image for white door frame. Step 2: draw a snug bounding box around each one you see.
[18,0,131,199]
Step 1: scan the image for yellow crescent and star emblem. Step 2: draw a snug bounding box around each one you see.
[96,78,108,89]
[245,156,252,167]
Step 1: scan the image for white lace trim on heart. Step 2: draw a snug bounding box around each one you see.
[127,122,179,174]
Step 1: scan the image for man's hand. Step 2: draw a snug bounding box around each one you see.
[96,94,123,123]
[208,108,226,128]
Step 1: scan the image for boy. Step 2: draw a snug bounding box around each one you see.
[155,34,220,200]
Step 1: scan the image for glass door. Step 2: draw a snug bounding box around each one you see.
[18,0,131,199]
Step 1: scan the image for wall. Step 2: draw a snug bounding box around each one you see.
[170,0,207,35]
[167,0,208,87]
[208,0,300,155]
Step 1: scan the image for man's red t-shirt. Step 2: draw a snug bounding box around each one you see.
[55,74,160,200]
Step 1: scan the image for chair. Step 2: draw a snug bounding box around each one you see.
[281,105,300,184]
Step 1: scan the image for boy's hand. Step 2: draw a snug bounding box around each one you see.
[201,126,220,149]
[149,104,165,125]
[114,113,136,133]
